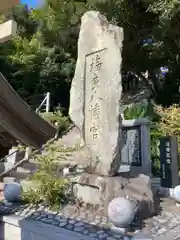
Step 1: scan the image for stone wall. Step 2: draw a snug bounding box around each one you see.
[0,215,92,240]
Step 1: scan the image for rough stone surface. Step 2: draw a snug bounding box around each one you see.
[69,10,124,176]
[73,173,155,216]
[1,197,180,239]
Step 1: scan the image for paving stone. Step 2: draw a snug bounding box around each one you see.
[90,233,98,237]
[157,228,167,235]
[1,199,180,239]
[65,224,73,230]
[74,226,85,232]
[83,230,89,235]
[51,220,59,226]
[98,233,108,239]
[107,237,116,240]
[74,221,84,227]
[59,221,67,227]
[68,219,76,224]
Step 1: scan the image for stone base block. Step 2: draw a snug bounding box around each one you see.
[72,173,155,219]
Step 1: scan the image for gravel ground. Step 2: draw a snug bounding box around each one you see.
[0,197,180,239]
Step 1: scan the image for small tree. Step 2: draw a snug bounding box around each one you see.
[156,105,180,143]
[22,152,70,208]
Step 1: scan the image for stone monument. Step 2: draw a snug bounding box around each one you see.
[69,11,155,221]
[69,10,123,176]
[160,136,179,188]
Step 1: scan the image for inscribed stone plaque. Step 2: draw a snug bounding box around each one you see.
[69,11,124,176]
[160,136,179,188]
[119,126,141,172]
[84,49,106,144]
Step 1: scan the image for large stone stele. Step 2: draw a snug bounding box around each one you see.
[69,11,123,176]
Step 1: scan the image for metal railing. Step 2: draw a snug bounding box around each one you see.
[36,92,50,113]
[0,149,19,163]
[0,123,75,179]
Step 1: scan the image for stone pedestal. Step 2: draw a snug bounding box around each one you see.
[72,173,155,219]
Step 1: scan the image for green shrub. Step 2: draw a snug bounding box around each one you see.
[21,139,83,208]
[150,123,162,176]
[40,111,70,132]
[22,152,71,208]
[123,101,158,121]
[155,105,180,145]
[155,104,180,170]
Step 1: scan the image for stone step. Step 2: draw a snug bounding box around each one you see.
[3,171,30,184]
[0,162,5,172]
[3,177,17,184]
[0,160,37,174]
[22,161,37,171]
[16,166,36,174]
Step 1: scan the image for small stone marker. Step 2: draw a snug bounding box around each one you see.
[160,136,179,188]
[69,11,124,176]
[0,20,17,43]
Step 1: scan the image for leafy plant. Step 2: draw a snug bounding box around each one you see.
[40,111,70,131]
[123,101,159,121]
[21,131,85,208]
[150,123,162,176]
[155,104,180,142]
[22,153,71,208]
[155,104,180,169]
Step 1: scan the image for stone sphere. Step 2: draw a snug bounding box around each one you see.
[4,183,22,202]
[172,185,180,202]
[108,197,135,228]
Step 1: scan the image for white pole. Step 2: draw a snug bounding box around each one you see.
[46,92,50,113]
[36,97,47,113]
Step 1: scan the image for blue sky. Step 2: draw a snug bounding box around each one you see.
[20,0,44,8]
